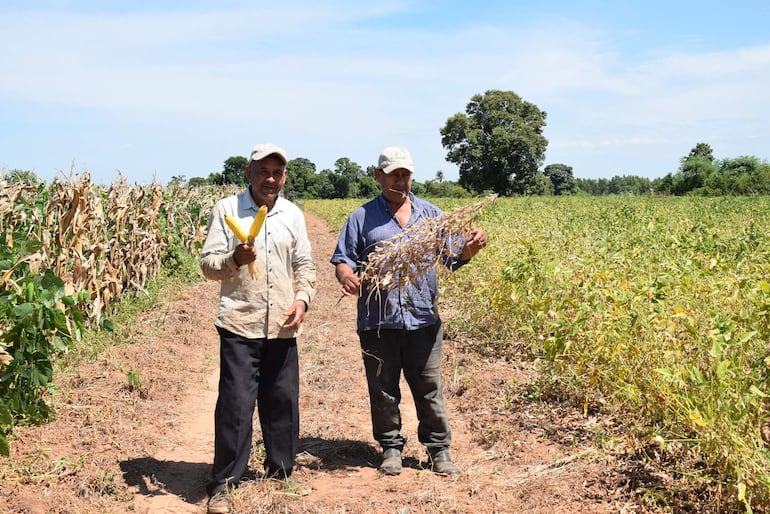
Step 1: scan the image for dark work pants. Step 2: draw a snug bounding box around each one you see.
[359,321,451,454]
[206,326,299,497]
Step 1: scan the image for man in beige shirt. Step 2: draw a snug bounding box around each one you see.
[199,143,316,514]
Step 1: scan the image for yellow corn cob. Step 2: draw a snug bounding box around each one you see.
[224,214,258,279]
[248,205,268,244]
[224,214,249,243]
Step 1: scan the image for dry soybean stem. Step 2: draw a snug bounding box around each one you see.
[360,193,497,295]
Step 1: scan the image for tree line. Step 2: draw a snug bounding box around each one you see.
[7,89,766,198]
[180,89,767,198]
[183,156,476,200]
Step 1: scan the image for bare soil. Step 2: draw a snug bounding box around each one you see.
[0,212,680,513]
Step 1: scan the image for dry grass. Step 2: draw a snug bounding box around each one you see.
[359,194,497,295]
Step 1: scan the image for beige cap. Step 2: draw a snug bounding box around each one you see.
[377,146,414,174]
[248,143,288,165]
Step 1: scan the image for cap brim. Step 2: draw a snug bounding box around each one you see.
[249,151,288,165]
[382,163,414,174]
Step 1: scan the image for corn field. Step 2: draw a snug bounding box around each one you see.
[1,175,231,323]
[0,175,233,455]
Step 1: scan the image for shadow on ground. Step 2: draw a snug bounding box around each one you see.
[297,437,425,471]
[120,457,210,504]
[120,437,425,504]
[297,437,379,469]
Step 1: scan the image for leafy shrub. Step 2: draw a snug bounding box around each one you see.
[0,246,89,455]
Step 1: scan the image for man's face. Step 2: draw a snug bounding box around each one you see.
[376,167,412,203]
[246,155,287,207]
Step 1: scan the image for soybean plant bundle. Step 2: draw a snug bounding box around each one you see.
[360,194,497,294]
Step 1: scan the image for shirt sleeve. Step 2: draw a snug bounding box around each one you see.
[291,208,317,308]
[443,232,469,270]
[330,208,363,270]
[200,200,240,280]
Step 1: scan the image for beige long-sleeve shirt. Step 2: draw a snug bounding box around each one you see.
[199,189,316,339]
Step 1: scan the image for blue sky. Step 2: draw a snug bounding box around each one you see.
[1,1,769,185]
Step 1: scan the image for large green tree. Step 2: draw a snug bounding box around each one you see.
[543,163,576,195]
[440,90,548,195]
[687,142,715,161]
[330,158,365,198]
[709,156,770,195]
[314,170,338,199]
[671,143,719,195]
[285,157,317,200]
[222,156,248,186]
[358,176,380,198]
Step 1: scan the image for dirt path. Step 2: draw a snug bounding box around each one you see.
[0,212,657,513]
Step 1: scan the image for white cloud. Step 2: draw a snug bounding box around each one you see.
[1,4,768,183]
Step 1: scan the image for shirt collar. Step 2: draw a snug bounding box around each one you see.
[377,192,429,221]
[239,187,285,215]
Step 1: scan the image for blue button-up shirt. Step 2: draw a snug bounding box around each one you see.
[331,193,467,333]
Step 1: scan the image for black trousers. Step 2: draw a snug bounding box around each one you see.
[206,326,299,497]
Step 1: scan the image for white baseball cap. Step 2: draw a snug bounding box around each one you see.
[248,143,288,165]
[377,146,414,174]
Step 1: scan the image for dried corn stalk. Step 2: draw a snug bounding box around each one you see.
[359,194,497,296]
[1,175,230,327]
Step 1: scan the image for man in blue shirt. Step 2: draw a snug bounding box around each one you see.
[330,146,487,476]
